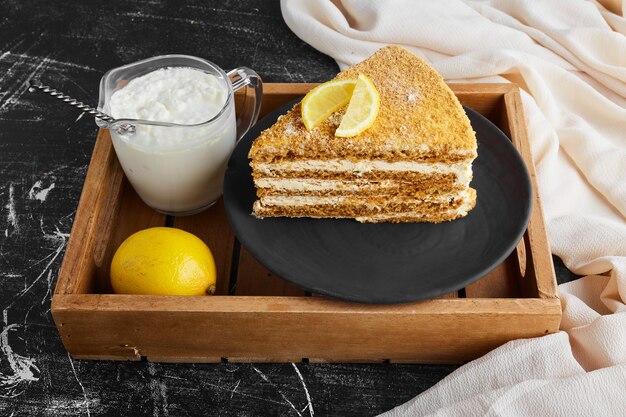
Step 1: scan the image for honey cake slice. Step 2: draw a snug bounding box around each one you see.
[249,46,477,223]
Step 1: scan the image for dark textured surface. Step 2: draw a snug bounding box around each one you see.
[0,1,578,415]
[225,105,532,303]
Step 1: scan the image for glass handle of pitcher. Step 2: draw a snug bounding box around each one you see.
[227,67,263,141]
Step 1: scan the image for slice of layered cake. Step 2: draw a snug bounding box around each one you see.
[248,46,477,223]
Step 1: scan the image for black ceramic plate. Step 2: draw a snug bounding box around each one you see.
[224,100,532,304]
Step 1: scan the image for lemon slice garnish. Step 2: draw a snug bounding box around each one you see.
[301,78,357,131]
[335,73,380,138]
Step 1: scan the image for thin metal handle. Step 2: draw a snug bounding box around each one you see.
[28,83,135,135]
[28,83,114,123]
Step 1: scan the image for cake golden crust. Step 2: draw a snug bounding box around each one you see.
[249,46,476,162]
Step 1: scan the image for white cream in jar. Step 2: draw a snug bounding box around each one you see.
[108,67,236,214]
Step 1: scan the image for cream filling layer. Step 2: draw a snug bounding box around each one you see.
[260,189,473,207]
[255,178,399,192]
[256,159,473,186]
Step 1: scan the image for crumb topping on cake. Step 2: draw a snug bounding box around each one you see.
[249,46,476,162]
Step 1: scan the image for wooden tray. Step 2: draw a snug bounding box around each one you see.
[51,83,560,364]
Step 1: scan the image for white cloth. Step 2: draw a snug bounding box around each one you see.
[281,0,626,415]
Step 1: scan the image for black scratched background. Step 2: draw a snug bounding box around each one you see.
[0,1,579,415]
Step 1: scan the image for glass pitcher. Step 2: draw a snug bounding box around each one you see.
[97,55,262,216]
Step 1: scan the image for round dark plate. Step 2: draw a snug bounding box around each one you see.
[224,100,532,304]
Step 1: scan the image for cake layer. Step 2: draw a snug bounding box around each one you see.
[355,209,471,223]
[254,178,463,198]
[253,159,472,185]
[254,170,458,184]
[258,190,471,208]
[252,189,476,224]
[250,129,477,163]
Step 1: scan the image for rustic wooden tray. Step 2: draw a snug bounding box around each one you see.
[51,83,560,364]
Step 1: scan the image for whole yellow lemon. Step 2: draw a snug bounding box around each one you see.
[111,227,216,296]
